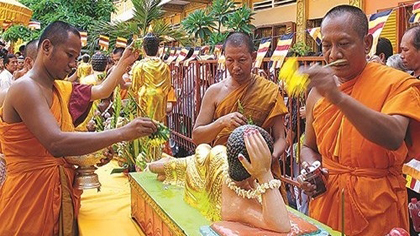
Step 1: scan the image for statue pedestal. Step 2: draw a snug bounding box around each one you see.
[129,172,340,236]
[129,172,211,235]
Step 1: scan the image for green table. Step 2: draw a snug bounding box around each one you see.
[130,172,342,236]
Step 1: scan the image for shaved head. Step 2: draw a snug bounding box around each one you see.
[24,39,38,60]
[223,32,255,53]
[322,5,368,39]
[38,21,80,50]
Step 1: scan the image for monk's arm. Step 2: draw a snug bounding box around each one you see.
[271,115,287,160]
[91,46,139,101]
[90,60,128,101]
[301,90,321,164]
[7,82,155,157]
[330,91,409,150]
[192,86,224,144]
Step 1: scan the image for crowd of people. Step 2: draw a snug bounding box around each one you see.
[0,4,419,236]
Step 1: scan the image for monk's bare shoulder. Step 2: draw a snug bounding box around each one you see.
[203,80,225,104]
[306,88,322,112]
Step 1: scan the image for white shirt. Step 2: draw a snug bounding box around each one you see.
[0,69,13,90]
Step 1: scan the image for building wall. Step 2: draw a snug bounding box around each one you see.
[111,0,134,22]
[307,0,347,19]
[364,0,406,15]
[252,3,297,27]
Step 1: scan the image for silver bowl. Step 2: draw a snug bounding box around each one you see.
[65,151,104,191]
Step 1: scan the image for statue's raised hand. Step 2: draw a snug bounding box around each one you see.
[239,129,272,181]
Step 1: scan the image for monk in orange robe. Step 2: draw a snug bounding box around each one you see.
[300,6,420,235]
[193,33,288,160]
[0,21,156,236]
[192,33,288,201]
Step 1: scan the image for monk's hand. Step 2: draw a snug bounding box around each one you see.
[222,112,247,129]
[297,161,329,197]
[118,42,140,67]
[97,146,114,167]
[301,64,343,104]
[123,117,157,140]
[239,129,272,181]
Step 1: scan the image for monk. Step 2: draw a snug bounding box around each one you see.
[300,5,420,235]
[0,21,157,236]
[192,32,287,159]
[14,39,38,80]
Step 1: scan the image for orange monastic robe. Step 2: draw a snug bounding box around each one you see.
[213,74,288,145]
[310,63,420,235]
[0,81,90,236]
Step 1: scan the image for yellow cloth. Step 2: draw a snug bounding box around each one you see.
[213,74,288,145]
[0,80,80,236]
[167,86,177,103]
[131,57,171,123]
[77,73,103,131]
[78,160,145,236]
[310,63,420,235]
[77,62,93,81]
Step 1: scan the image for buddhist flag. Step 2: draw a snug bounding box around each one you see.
[307,27,322,45]
[165,47,178,64]
[116,37,127,48]
[270,33,294,72]
[175,47,191,66]
[161,46,169,59]
[184,47,201,65]
[201,45,210,55]
[368,9,393,57]
[214,44,223,58]
[255,37,271,68]
[409,1,420,23]
[80,32,88,47]
[99,35,110,51]
[28,21,41,30]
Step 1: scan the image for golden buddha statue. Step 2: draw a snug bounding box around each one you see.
[130,33,171,123]
[76,54,93,82]
[149,125,292,233]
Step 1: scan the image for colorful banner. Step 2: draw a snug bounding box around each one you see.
[255,37,271,68]
[80,32,88,47]
[184,47,201,65]
[368,9,393,57]
[201,45,210,55]
[214,44,223,59]
[165,47,178,64]
[270,33,294,72]
[175,47,191,66]
[307,27,322,45]
[409,1,420,23]
[28,21,41,30]
[99,35,110,51]
[116,37,127,48]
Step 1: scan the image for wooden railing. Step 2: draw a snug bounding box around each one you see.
[167,56,325,186]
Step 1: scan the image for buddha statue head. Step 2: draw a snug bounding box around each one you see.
[226,125,274,181]
[143,33,159,57]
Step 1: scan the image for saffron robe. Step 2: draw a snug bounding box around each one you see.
[213,74,288,145]
[310,63,420,235]
[0,81,91,236]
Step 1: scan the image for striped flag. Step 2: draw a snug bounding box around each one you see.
[99,35,110,51]
[161,46,169,59]
[201,45,210,55]
[28,21,41,30]
[165,47,178,64]
[403,159,420,193]
[184,47,201,65]
[116,37,127,48]
[214,44,223,59]
[307,27,322,45]
[409,1,420,23]
[80,32,88,47]
[270,33,294,72]
[368,9,393,57]
[175,47,191,66]
[255,37,271,68]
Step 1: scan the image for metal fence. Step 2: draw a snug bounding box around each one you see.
[167,56,326,185]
